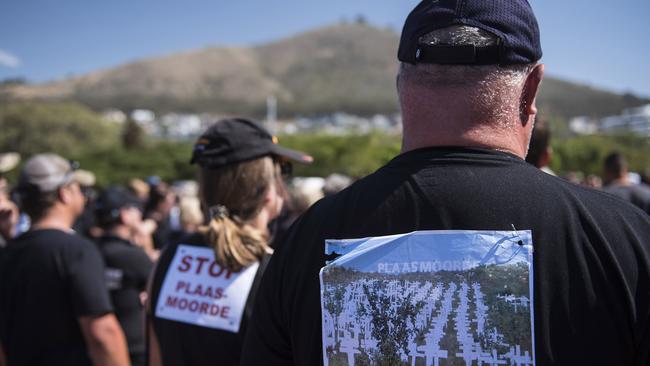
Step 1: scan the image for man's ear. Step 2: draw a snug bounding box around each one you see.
[57,185,71,205]
[521,64,545,118]
[119,208,129,225]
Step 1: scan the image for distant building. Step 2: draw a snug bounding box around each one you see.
[568,116,599,135]
[101,109,127,124]
[131,109,155,124]
[599,104,650,137]
[289,113,401,135]
[159,113,204,139]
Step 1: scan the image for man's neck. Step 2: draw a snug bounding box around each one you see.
[31,217,73,232]
[401,127,527,158]
[400,109,531,159]
[30,206,75,232]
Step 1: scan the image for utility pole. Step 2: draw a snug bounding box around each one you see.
[266,95,277,135]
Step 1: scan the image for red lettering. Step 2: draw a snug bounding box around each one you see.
[178,298,188,309]
[191,284,203,296]
[175,281,188,292]
[214,287,223,299]
[210,304,220,316]
[195,256,210,274]
[165,296,178,307]
[209,263,237,280]
[178,255,192,272]
[220,306,230,319]
[199,302,209,314]
[209,261,225,277]
[188,300,199,312]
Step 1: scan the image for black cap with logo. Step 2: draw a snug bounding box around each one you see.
[95,186,142,224]
[398,0,542,65]
[190,118,313,169]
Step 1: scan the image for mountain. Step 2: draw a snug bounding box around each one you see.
[2,22,648,119]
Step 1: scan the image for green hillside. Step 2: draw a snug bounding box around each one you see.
[1,22,648,119]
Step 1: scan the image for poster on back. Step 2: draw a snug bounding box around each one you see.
[319,230,535,366]
[155,244,259,333]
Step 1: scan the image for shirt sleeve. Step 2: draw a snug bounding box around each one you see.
[241,235,295,365]
[66,237,114,317]
[122,246,154,291]
[242,209,327,366]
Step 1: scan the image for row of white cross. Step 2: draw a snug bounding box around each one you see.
[323,279,533,365]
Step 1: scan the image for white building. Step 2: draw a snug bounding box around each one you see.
[599,104,650,137]
[568,116,599,135]
[101,109,127,124]
[159,113,204,139]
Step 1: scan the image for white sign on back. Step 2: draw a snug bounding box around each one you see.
[155,244,259,333]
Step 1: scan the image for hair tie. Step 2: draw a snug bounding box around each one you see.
[208,204,230,219]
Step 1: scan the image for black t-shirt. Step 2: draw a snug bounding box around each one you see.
[0,229,113,365]
[96,235,153,361]
[241,147,650,366]
[604,183,650,215]
[148,213,172,250]
[148,234,270,366]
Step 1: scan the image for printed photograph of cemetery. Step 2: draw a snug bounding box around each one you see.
[321,262,533,366]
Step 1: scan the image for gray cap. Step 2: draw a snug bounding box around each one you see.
[19,153,80,192]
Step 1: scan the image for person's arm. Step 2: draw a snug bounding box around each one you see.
[241,234,294,365]
[0,341,7,366]
[79,313,130,366]
[133,219,160,261]
[0,197,18,241]
[145,257,162,366]
[147,321,162,366]
[66,238,130,365]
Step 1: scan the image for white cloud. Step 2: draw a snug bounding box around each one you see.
[0,49,20,68]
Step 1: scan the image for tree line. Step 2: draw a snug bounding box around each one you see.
[1,102,649,185]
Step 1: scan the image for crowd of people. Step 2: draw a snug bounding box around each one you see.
[525,120,650,214]
[0,118,359,365]
[1,0,650,365]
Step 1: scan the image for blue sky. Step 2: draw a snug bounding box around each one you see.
[1,0,649,97]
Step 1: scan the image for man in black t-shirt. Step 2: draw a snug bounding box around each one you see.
[95,186,154,366]
[0,154,130,366]
[603,152,650,214]
[525,119,556,176]
[241,1,650,365]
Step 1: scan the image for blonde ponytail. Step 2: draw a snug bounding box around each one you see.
[202,212,272,272]
[198,157,280,272]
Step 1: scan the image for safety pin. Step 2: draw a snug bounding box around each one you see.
[511,224,525,246]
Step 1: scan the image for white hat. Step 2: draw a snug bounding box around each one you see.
[0,152,20,174]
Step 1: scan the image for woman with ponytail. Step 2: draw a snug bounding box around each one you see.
[147,118,312,366]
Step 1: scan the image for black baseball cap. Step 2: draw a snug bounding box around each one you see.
[398,0,542,65]
[190,118,313,168]
[95,186,142,217]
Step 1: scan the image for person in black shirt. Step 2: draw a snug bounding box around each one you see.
[603,152,650,214]
[95,186,154,366]
[147,118,312,366]
[0,154,129,366]
[144,181,177,250]
[241,1,650,365]
[525,118,556,176]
